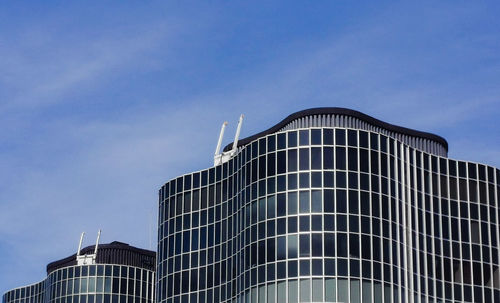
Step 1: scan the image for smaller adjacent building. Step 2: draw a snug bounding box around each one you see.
[2,241,156,303]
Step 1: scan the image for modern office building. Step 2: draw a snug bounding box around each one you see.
[2,240,156,303]
[156,108,499,303]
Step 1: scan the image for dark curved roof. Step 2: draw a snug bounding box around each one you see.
[223,107,448,152]
[46,241,156,274]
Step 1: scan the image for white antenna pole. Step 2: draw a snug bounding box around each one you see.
[231,114,244,152]
[77,232,85,256]
[215,122,228,156]
[94,230,101,255]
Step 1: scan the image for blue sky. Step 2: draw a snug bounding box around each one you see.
[1,1,499,292]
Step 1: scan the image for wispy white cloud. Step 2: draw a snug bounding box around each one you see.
[0,20,178,113]
[1,1,499,294]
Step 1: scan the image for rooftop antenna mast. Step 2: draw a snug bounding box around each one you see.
[231,114,244,156]
[213,114,244,166]
[76,230,101,265]
[213,122,228,165]
[77,232,85,256]
[94,229,101,255]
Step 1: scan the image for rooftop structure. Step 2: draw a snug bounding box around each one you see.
[157,107,499,303]
[3,237,156,303]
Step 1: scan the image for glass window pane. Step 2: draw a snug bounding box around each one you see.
[338,279,348,303]
[323,129,333,145]
[299,173,310,188]
[299,130,309,146]
[277,236,287,260]
[299,260,310,277]
[277,151,286,174]
[325,278,336,302]
[277,194,286,216]
[323,147,334,169]
[350,280,360,303]
[374,282,382,303]
[299,279,310,302]
[288,192,298,215]
[299,191,310,213]
[277,281,286,303]
[278,133,286,149]
[288,217,298,233]
[88,277,96,292]
[311,172,322,187]
[362,281,372,303]
[96,277,104,292]
[268,283,276,303]
[288,260,298,277]
[259,198,266,221]
[288,150,298,172]
[384,285,391,303]
[312,234,322,257]
[337,233,347,257]
[299,216,310,232]
[81,278,88,293]
[299,149,309,170]
[299,234,310,257]
[324,233,335,257]
[336,147,346,170]
[267,196,276,219]
[311,190,322,212]
[311,215,322,231]
[311,148,321,169]
[312,279,323,302]
[68,279,74,294]
[289,280,298,303]
[348,130,357,146]
[259,285,266,302]
[288,235,298,258]
[335,129,345,145]
[104,278,112,293]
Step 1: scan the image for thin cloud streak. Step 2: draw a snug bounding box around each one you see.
[0,21,178,112]
[1,1,499,294]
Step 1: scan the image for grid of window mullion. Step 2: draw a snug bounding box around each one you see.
[487,167,498,300]
[466,163,474,301]
[365,132,375,302]
[412,149,423,300]
[466,162,476,302]
[420,161,430,302]
[403,145,411,301]
[158,128,500,303]
[392,140,402,302]
[424,155,434,301]
[472,163,484,301]
[435,157,445,299]
[420,154,429,300]
[443,159,454,301]
[405,146,416,301]
[354,130,364,301]
[481,170,494,299]
[456,161,469,300]
[494,169,500,302]
[373,134,385,300]
[448,160,458,301]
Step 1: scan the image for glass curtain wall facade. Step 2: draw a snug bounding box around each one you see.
[157,108,500,303]
[3,243,156,303]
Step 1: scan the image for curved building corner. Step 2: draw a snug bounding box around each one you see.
[3,242,156,303]
[157,107,499,303]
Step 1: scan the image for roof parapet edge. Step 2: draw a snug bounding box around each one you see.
[222,107,448,152]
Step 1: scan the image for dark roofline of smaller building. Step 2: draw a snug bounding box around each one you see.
[223,107,448,152]
[46,241,156,274]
